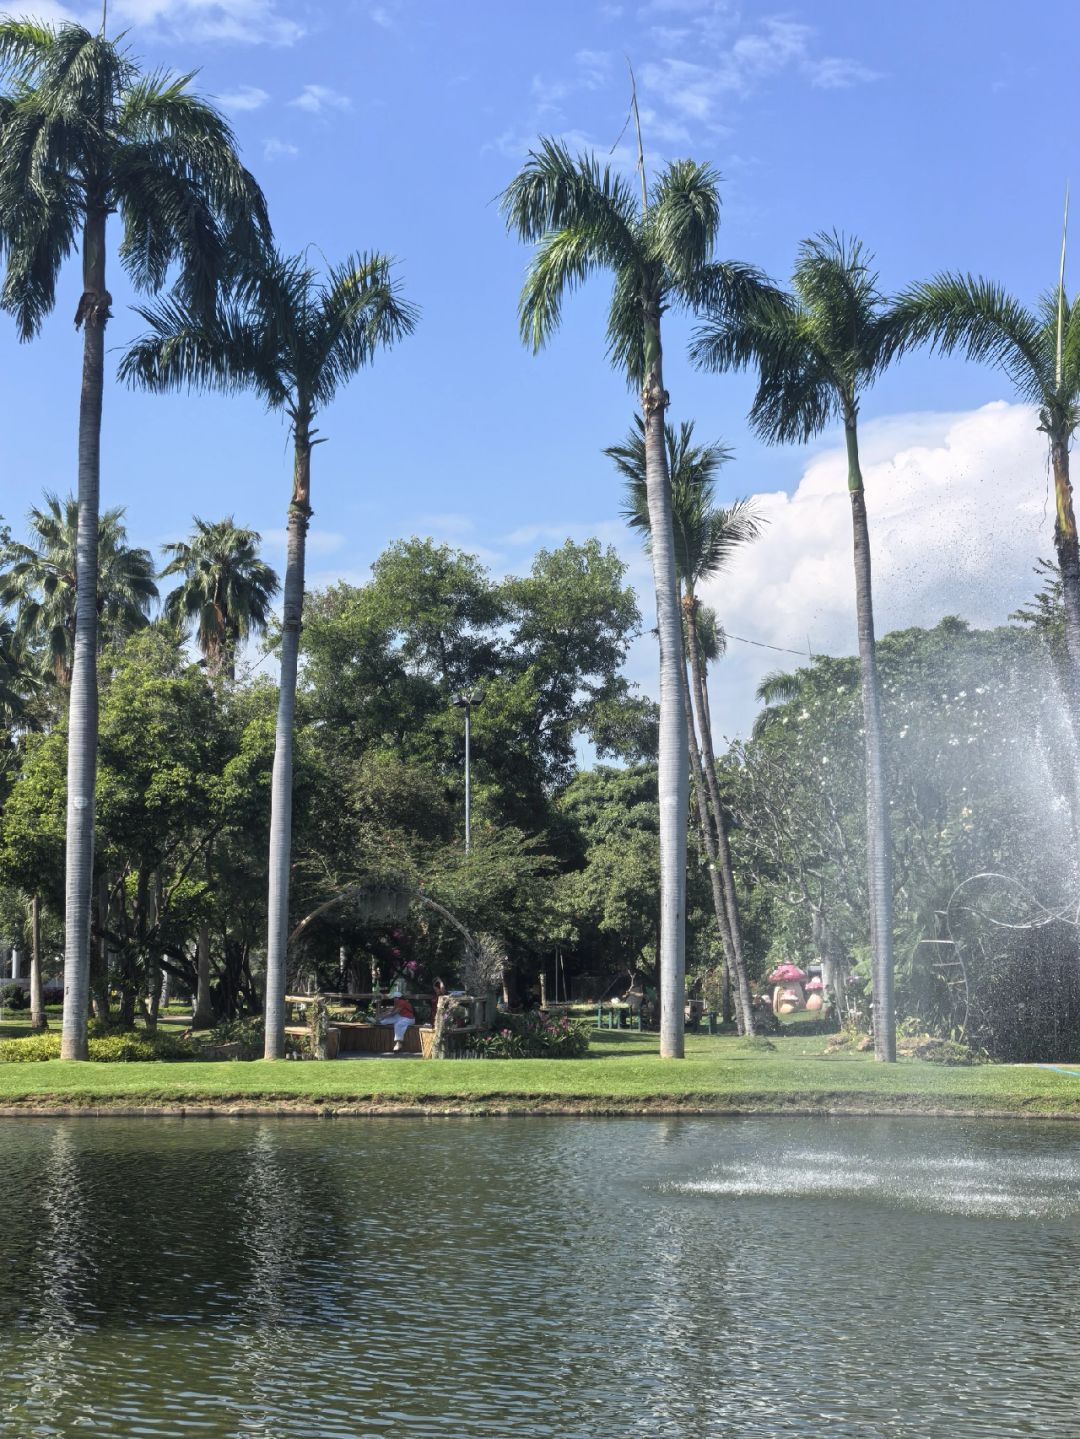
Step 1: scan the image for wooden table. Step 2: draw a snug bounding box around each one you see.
[595,1001,641,1031]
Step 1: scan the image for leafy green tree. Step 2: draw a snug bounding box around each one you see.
[0,494,157,683]
[501,138,773,1057]
[161,517,279,679]
[693,232,904,1061]
[0,629,276,1026]
[0,19,267,1058]
[121,246,416,1057]
[609,416,762,1030]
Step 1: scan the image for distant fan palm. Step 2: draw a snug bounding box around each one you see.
[162,517,279,679]
[0,493,157,684]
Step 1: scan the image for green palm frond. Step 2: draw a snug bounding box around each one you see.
[313,251,418,404]
[608,414,758,588]
[499,137,638,246]
[891,272,1050,405]
[755,669,802,704]
[122,244,415,436]
[119,292,280,404]
[648,159,722,283]
[0,21,267,338]
[694,604,726,664]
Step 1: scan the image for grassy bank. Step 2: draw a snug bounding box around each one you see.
[2,1030,1080,1115]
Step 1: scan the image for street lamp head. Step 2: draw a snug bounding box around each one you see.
[452,689,484,709]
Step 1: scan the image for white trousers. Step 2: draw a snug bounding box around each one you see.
[379,1015,415,1044]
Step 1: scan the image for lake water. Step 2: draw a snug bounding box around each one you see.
[1,1115,1078,1438]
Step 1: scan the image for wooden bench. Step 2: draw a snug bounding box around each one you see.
[333,1021,425,1055]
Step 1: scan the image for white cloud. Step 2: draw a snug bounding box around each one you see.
[289,84,352,114]
[696,401,1051,740]
[101,0,304,44]
[262,136,299,160]
[218,84,270,111]
[638,11,880,126]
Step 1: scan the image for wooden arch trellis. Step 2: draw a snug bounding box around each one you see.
[288,881,480,959]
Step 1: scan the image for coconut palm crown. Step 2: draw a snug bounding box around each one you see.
[161,517,279,679]
[692,231,901,1061]
[121,246,417,1060]
[502,138,775,1058]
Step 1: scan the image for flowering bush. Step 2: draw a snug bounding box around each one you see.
[472,1010,589,1059]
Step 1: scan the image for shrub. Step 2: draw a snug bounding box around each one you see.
[198,1016,263,1060]
[0,982,28,1011]
[0,1033,60,1062]
[0,1030,195,1062]
[471,1009,590,1059]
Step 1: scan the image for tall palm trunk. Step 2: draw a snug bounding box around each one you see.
[682,657,741,1029]
[684,591,755,1033]
[846,416,895,1062]
[263,416,312,1060]
[61,206,108,1060]
[192,923,214,1029]
[642,315,688,1059]
[30,894,46,1032]
[1051,437,1080,707]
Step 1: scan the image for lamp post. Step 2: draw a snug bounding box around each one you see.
[452,690,483,853]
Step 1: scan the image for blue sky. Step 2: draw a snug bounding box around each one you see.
[2,0,1077,733]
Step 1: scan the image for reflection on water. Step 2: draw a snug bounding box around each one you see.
[1,1116,1078,1438]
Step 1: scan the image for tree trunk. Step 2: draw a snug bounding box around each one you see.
[192,924,215,1029]
[681,648,744,1031]
[846,418,895,1062]
[1051,438,1080,718]
[91,873,110,1021]
[30,894,46,1032]
[642,311,688,1059]
[263,417,312,1059]
[61,208,110,1061]
[685,593,755,1034]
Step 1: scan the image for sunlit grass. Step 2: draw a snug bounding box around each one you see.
[1,1028,1079,1114]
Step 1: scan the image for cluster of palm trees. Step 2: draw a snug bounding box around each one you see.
[4,20,1077,1066]
[0,20,415,1060]
[504,141,1080,1062]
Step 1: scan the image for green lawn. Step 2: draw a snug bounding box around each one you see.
[2,1029,1080,1115]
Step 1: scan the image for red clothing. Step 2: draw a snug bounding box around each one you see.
[393,998,415,1020]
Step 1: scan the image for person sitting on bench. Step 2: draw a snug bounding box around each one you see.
[377,995,416,1052]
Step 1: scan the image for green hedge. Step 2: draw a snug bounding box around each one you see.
[0,1030,196,1063]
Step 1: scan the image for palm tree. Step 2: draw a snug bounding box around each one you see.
[752,668,804,739]
[892,259,1080,711]
[502,138,774,1057]
[120,247,416,1058]
[0,494,157,683]
[0,20,267,1060]
[609,416,763,1033]
[160,516,277,1029]
[161,517,279,680]
[693,232,900,1061]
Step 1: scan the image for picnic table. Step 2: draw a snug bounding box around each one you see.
[595,1000,641,1031]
